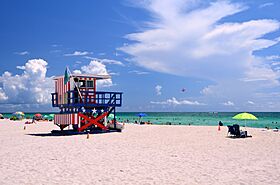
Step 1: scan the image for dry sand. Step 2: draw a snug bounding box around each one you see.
[0,119,279,185]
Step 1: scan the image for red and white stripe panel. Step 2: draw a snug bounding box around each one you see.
[55,77,71,104]
[54,113,80,125]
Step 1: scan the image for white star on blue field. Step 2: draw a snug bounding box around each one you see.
[0,0,280,112]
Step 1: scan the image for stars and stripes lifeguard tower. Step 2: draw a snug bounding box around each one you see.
[51,68,123,132]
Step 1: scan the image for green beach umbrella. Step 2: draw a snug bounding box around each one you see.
[48,114,54,120]
[14,111,24,116]
[232,112,258,127]
[108,114,117,119]
[13,112,25,119]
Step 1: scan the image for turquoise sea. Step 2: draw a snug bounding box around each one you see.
[2,112,280,129]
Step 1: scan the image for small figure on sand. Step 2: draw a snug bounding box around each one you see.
[32,116,36,124]
[218,121,223,131]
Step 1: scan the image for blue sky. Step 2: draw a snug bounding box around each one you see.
[0,0,280,112]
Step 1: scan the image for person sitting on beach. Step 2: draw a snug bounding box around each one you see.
[25,121,32,124]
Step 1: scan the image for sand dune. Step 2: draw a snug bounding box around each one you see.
[0,119,279,185]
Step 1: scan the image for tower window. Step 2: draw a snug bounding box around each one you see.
[87,80,93,88]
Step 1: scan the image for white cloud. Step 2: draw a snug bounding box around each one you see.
[271,62,280,66]
[120,0,280,104]
[99,59,125,66]
[0,59,114,110]
[247,101,255,105]
[129,70,149,75]
[81,60,108,75]
[151,97,205,105]
[83,56,95,60]
[73,70,82,74]
[109,72,120,76]
[115,52,121,56]
[16,66,25,70]
[73,61,83,68]
[266,55,280,60]
[155,85,162,95]
[259,3,274,8]
[51,44,61,47]
[241,65,279,85]
[255,92,280,98]
[64,51,92,56]
[50,50,61,53]
[14,51,29,55]
[0,59,53,104]
[200,86,213,95]
[78,60,113,87]
[83,57,124,66]
[0,88,8,101]
[223,101,234,106]
[121,1,279,80]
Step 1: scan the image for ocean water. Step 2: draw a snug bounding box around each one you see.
[2,112,280,129]
[116,112,280,129]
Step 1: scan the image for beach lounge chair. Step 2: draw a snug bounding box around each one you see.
[227,124,250,138]
[227,125,239,137]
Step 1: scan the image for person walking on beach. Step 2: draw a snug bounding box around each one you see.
[32,116,36,124]
[218,121,223,131]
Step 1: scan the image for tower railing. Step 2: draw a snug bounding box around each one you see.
[51,91,122,108]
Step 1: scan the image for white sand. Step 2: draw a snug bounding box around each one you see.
[0,119,279,185]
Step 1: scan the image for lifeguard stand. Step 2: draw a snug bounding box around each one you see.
[51,73,122,132]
